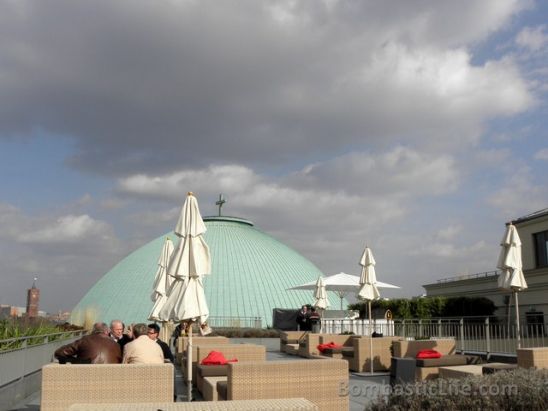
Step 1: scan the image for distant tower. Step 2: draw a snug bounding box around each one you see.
[26,278,40,318]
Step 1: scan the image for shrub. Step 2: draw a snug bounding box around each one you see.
[211,328,280,338]
[367,368,548,411]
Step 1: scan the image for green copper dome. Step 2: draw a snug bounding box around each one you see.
[71,216,343,327]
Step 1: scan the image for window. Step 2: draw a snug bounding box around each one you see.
[533,230,548,268]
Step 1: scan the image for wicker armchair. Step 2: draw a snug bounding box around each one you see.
[344,336,400,372]
[217,359,348,411]
[279,331,306,354]
[297,332,323,358]
[317,334,356,358]
[41,363,174,411]
[195,344,267,394]
[68,398,319,410]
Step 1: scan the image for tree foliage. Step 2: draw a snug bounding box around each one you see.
[348,296,496,319]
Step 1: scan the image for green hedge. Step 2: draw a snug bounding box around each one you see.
[349,296,496,319]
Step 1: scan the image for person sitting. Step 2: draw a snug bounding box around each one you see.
[122,323,164,364]
[54,322,122,364]
[147,323,174,363]
[109,319,133,351]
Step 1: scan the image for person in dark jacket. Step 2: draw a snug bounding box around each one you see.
[296,305,310,331]
[54,322,122,364]
[147,323,174,363]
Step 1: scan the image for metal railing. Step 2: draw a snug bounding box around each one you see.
[321,316,547,355]
[207,316,262,329]
[0,330,85,388]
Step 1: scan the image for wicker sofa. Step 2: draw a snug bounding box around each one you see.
[279,331,306,355]
[343,336,400,372]
[176,336,229,364]
[517,347,548,369]
[41,363,174,411]
[216,359,348,411]
[297,332,324,358]
[391,338,481,380]
[317,334,357,358]
[195,344,267,396]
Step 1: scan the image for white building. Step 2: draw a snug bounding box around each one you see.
[424,208,548,323]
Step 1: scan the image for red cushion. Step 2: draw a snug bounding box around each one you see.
[416,349,442,359]
[317,342,343,353]
[200,351,238,365]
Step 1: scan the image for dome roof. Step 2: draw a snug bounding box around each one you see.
[71,216,344,327]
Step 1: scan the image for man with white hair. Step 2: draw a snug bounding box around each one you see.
[109,319,132,351]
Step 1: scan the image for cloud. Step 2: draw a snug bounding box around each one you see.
[534,148,548,160]
[516,25,548,52]
[0,203,126,311]
[487,166,548,217]
[0,0,532,176]
[17,214,112,244]
[436,225,462,240]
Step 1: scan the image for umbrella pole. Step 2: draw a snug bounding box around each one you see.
[369,300,373,374]
[515,292,521,349]
[187,322,193,402]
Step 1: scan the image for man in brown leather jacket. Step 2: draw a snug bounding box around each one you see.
[54,322,122,364]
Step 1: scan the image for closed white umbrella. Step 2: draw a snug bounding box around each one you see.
[313,276,329,310]
[148,237,174,322]
[497,224,527,349]
[356,246,381,374]
[159,192,211,401]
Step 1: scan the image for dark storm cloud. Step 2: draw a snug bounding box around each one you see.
[0,0,530,176]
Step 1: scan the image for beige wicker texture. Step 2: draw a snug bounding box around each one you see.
[41,363,174,411]
[392,339,456,358]
[297,333,323,358]
[438,364,485,379]
[203,376,227,401]
[225,359,348,411]
[68,398,319,410]
[415,366,441,381]
[318,334,355,347]
[347,336,400,372]
[177,336,229,355]
[279,331,306,352]
[517,347,548,369]
[195,344,266,393]
[182,342,237,381]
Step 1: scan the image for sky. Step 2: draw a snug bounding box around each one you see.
[0,0,547,314]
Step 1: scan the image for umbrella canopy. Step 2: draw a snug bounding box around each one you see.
[356,246,381,375]
[497,224,527,291]
[148,237,174,321]
[160,193,211,324]
[496,224,527,349]
[158,192,211,402]
[288,272,398,309]
[313,276,330,310]
[357,246,381,301]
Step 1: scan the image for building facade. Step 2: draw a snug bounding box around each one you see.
[25,280,40,318]
[424,208,548,322]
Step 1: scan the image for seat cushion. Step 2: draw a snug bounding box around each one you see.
[217,380,228,400]
[416,355,468,367]
[197,364,228,378]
